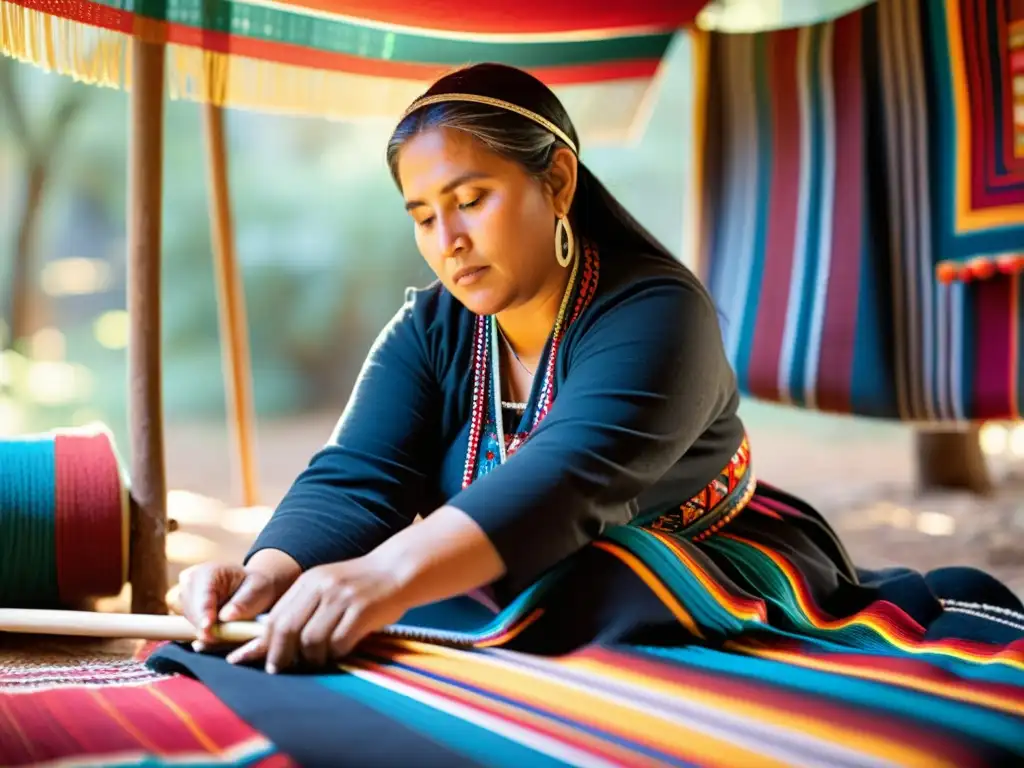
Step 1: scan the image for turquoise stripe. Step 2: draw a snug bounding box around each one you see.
[91,0,674,68]
[390,562,567,646]
[787,24,825,409]
[733,32,774,395]
[318,670,572,767]
[634,644,1024,755]
[125,743,281,766]
[604,527,752,637]
[0,437,58,606]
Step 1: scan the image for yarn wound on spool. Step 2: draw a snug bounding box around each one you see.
[0,427,129,608]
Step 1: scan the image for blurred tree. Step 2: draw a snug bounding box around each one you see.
[0,59,91,349]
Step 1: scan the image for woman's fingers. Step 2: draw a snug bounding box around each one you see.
[179,566,224,643]
[218,572,276,623]
[299,597,349,668]
[225,636,267,666]
[263,580,321,673]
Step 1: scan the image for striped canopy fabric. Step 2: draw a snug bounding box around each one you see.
[0,0,707,144]
[699,0,1024,422]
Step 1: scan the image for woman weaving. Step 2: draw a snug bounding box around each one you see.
[179,63,1024,674]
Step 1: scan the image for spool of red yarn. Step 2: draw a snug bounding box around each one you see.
[0,426,129,608]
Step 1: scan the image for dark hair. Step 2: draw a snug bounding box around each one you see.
[386,63,676,263]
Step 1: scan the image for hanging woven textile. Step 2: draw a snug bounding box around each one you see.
[698,0,1024,423]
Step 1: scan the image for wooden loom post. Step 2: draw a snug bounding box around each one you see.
[202,102,260,508]
[127,38,169,615]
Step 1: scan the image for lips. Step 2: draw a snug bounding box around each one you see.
[452,265,489,286]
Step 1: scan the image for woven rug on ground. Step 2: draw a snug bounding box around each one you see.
[142,484,1024,768]
[698,0,1024,422]
[0,635,291,766]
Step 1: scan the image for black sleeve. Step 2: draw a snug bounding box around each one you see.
[447,278,735,595]
[245,289,441,570]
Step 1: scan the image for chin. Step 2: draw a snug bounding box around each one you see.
[452,287,509,317]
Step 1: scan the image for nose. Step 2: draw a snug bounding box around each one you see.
[437,215,469,259]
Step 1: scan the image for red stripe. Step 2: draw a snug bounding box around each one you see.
[815,12,864,413]
[971,277,1015,419]
[998,2,1024,176]
[964,0,1024,200]
[12,0,659,85]
[53,433,123,604]
[244,0,704,35]
[13,0,661,85]
[747,29,802,402]
[0,677,289,765]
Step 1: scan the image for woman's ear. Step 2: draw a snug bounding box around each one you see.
[546,147,578,216]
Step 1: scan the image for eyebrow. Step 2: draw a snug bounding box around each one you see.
[404,172,491,211]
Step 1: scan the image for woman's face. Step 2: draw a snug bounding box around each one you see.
[395,126,574,316]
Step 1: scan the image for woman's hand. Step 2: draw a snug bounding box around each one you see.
[178,549,302,646]
[225,553,410,673]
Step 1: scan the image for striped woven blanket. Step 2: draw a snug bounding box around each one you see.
[3,485,1023,766]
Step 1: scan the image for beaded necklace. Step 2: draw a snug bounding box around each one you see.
[461,240,600,488]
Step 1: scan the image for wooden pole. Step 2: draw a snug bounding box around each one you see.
[0,608,261,644]
[202,102,260,508]
[127,39,169,616]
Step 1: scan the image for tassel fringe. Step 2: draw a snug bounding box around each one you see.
[1,0,653,139]
[0,0,423,120]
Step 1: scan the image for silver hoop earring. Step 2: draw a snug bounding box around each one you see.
[555,215,574,268]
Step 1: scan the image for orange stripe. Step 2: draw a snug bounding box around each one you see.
[723,534,1024,671]
[0,699,37,762]
[88,689,164,754]
[361,639,792,767]
[646,530,767,622]
[352,660,661,766]
[556,655,958,768]
[947,1,1024,231]
[475,608,545,648]
[730,642,1024,717]
[591,540,705,637]
[146,686,222,754]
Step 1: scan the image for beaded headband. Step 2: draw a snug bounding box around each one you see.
[398,93,579,156]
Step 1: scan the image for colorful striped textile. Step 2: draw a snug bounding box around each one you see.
[0,639,292,766]
[144,481,1024,767]
[0,0,701,144]
[698,0,1024,421]
[928,0,1024,281]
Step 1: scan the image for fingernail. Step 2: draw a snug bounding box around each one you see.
[192,641,206,653]
[219,606,238,622]
[265,662,277,675]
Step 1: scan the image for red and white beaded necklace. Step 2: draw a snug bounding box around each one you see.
[461,240,600,488]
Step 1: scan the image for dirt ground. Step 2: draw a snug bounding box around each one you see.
[161,401,1024,599]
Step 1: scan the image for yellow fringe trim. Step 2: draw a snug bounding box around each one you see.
[1,0,651,142]
[0,0,651,141]
[0,0,424,119]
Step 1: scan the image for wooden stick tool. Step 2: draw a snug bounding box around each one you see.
[0,608,262,643]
